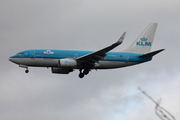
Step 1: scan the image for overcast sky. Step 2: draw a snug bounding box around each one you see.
[1,0,180,120]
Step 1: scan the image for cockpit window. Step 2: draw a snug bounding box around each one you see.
[17,53,24,55]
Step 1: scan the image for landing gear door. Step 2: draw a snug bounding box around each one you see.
[30,51,35,58]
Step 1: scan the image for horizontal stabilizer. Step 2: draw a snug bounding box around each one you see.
[139,49,165,58]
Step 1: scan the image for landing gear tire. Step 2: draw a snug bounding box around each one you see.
[25,69,29,73]
[79,73,84,78]
[83,69,89,75]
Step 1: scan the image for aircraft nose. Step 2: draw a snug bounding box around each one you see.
[9,57,18,63]
[9,57,14,62]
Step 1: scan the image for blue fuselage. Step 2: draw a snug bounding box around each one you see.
[9,49,152,69]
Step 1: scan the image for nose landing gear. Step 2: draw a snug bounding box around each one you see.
[25,69,29,73]
[19,65,29,74]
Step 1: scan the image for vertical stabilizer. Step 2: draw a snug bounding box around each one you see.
[122,23,158,54]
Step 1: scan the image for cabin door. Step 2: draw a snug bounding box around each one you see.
[124,54,129,63]
[30,51,35,58]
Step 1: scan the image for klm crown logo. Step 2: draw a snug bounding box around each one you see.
[64,60,69,64]
[136,37,151,46]
[140,37,148,41]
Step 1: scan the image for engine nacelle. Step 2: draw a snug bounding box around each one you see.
[58,59,77,68]
[51,67,73,74]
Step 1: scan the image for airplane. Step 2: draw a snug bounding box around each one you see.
[9,23,164,78]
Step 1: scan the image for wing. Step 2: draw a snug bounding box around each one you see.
[76,32,126,68]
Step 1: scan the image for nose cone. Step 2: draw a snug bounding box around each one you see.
[9,57,15,63]
[9,56,18,64]
[9,57,14,62]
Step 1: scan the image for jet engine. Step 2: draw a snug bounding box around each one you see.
[51,67,73,74]
[58,59,77,68]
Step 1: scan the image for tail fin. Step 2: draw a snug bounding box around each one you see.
[122,23,158,54]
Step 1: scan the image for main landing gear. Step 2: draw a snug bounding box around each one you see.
[79,72,84,78]
[79,69,90,78]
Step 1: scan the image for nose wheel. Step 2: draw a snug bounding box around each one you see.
[25,68,29,73]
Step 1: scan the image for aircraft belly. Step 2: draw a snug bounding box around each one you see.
[18,58,58,67]
[97,61,138,69]
[17,58,138,69]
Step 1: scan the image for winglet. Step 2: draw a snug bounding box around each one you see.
[117,32,126,44]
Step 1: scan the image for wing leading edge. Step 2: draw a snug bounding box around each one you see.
[76,32,126,67]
